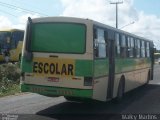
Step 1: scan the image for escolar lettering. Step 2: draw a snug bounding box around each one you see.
[33,62,74,76]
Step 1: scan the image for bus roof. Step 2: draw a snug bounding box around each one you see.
[92,20,153,42]
[31,16,153,42]
[0,29,24,32]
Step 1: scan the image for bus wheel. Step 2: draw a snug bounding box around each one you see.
[116,78,125,102]
[146,71,150,84]
[64,96,76,101]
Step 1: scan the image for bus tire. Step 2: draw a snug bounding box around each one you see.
[64,96,76,101]
[116,77,125,102]
[146,71,151,84]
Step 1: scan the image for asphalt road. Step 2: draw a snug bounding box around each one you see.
[0,64,160,120]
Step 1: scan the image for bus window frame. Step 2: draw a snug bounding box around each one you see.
[93,26,108,59]
[115,32,120,58]
[135,39,141,58]
[120,34,127,58]
[146,41,150,57]
[127,36,135,58]
[141,40,146,58]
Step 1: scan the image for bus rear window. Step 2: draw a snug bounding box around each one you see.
[30,23,86,54]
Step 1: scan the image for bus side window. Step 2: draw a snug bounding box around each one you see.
[94,28,107,58]
[127,37,129,57]
[127,37,134,58]
[135,39,141,58]
[146,42,150,57]
[94,28,98,57]
[141,40,145,58]
[115,33,120,57]
[104,31,108,57]
[120,34,127,58]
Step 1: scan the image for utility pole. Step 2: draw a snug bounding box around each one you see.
[110,0,123,29]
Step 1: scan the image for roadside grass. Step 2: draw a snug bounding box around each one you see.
[0,63,21,97]
[0,84,20,97]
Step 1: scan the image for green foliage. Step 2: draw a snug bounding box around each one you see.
[0,63,21,96]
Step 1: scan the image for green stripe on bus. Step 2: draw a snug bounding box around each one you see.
[75,60,93,77]
[21,57,94,77]
[21,56,151,76]
[115,58,151,73]
[21,84,93,98]
[94,59,109,77]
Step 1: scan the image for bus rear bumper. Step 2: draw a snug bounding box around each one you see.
[21,83,93,98]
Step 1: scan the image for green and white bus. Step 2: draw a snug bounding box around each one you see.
[20,17,154,102]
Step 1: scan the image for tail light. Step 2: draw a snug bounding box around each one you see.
[84,77,93,86]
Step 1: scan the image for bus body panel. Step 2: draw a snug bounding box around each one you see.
[10,41,23,61]
[22,57,93,89]
[92,76,109,101]
[113,58,152,98]
[92,58,109,101]
[23,75,90,89]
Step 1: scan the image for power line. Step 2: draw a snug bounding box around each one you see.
[0,1,48,16]
[0,8,17,17]
[0,1,49,16]
[13,0,49,16]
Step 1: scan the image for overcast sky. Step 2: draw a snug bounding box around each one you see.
[0,0,160,49]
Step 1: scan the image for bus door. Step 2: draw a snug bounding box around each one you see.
[93,28,110,101]
[107,30,115,99]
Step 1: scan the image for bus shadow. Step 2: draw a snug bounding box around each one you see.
[36,84,160,120]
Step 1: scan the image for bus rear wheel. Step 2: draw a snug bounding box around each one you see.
[116,79,125,102]
[146,71,151,85]
[64,96,77,101]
